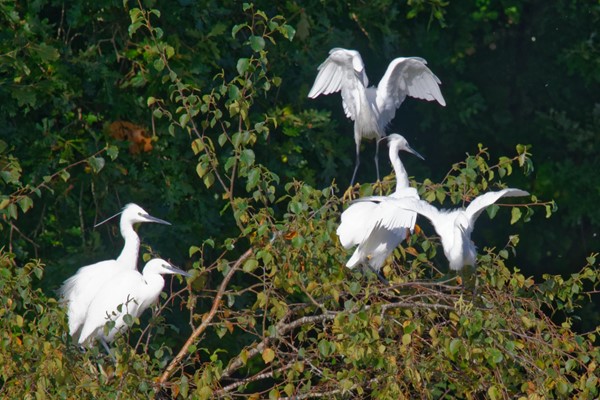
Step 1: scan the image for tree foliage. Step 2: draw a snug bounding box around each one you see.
[1,0,599,398]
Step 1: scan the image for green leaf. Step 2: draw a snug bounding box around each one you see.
[486,204,499,219]
[236,58,250,75]
[123,313,134,327]
[281,24,296,41]
[318,339,331,356]
[107,145,119,160]
[228,85,240,101]
[179,113,190,127]
[246,168,260,191]
[510,207,522,225]
[249,35,265,51]
[243,259,259,273]
[556,379,569,395]
[17,197,33,213]
[203,172,215,188]
[33,43,60,62]
[448,338,461,356]
[87,156,105,173]
[189,246,201,257]
[487,348,504,365]
[218,133,228,147]
[487,385,501,400]
[153,58,165,72]
[58,170,70,182]
[232,23,247,38]
[196,162,208,178]
[240,149,255,166]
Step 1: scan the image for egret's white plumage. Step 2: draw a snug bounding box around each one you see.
[78,258,190,347]
[59,203,171,342]
[357,189,530,270]
[308,48,445,184]
[337,134,423,273]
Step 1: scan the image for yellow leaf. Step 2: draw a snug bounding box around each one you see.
[262,347,275,364]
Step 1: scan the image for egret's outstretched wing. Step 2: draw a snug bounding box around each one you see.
[376,57,446,127]
[369,201,417,236]
[465,188,530,224]
[341,198,416,270]
[308,48,368,121]
[336,201,378,249]
[354,196,439,224]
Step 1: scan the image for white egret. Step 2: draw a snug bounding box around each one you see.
[356,188,530,270]
[78,258,190,353]
[308,47,445,185]
[59,203,171,342]
[336,134,423,280]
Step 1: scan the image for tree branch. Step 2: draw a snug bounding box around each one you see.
[157,247,253,384]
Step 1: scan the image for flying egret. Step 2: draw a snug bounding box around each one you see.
[78,258,190,353]
[355,188,530,271]
[59,203,171,342]
[336,134,424,281]
[308,47,445,185]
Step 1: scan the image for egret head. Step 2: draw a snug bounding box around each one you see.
[144,258,191,277]
[382,133,425,161]
[121,203,171,226]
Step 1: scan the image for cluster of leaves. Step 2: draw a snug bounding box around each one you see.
[1,0,599,399]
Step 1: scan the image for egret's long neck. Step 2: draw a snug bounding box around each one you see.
[390,147,409,190]
[116,220,140,269]
[137,271,166,313]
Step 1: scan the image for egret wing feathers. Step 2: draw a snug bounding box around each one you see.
[60,259,122,342]
[464,188,530,224]
[376,57,446,128]
[77,269,145,345]
[307,48,367,98]
[336,201,378,249]
[308,49,369,123]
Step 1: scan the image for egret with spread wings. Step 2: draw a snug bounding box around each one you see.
[354,189,530,271]
[308,48,445,185]
[337,134,424,281]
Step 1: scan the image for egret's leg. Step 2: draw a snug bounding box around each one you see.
[364,264,390,286]
[100,338,116,363]
[374,139,381,183]
[350,147,360,187]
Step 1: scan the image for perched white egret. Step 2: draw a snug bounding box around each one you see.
[78,258,190,352]
[59,203,171,342]
[356,189,530,270]
[337,134,423,279]
[308,47,445,185]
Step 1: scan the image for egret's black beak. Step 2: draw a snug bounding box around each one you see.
[142,213,172,226]
[405,144,425,161]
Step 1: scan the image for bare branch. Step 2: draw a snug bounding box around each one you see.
[157,247,253,384]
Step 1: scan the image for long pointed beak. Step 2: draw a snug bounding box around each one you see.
[405,144,425,161]
[142,213,172,226]
[166,263,192,277]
